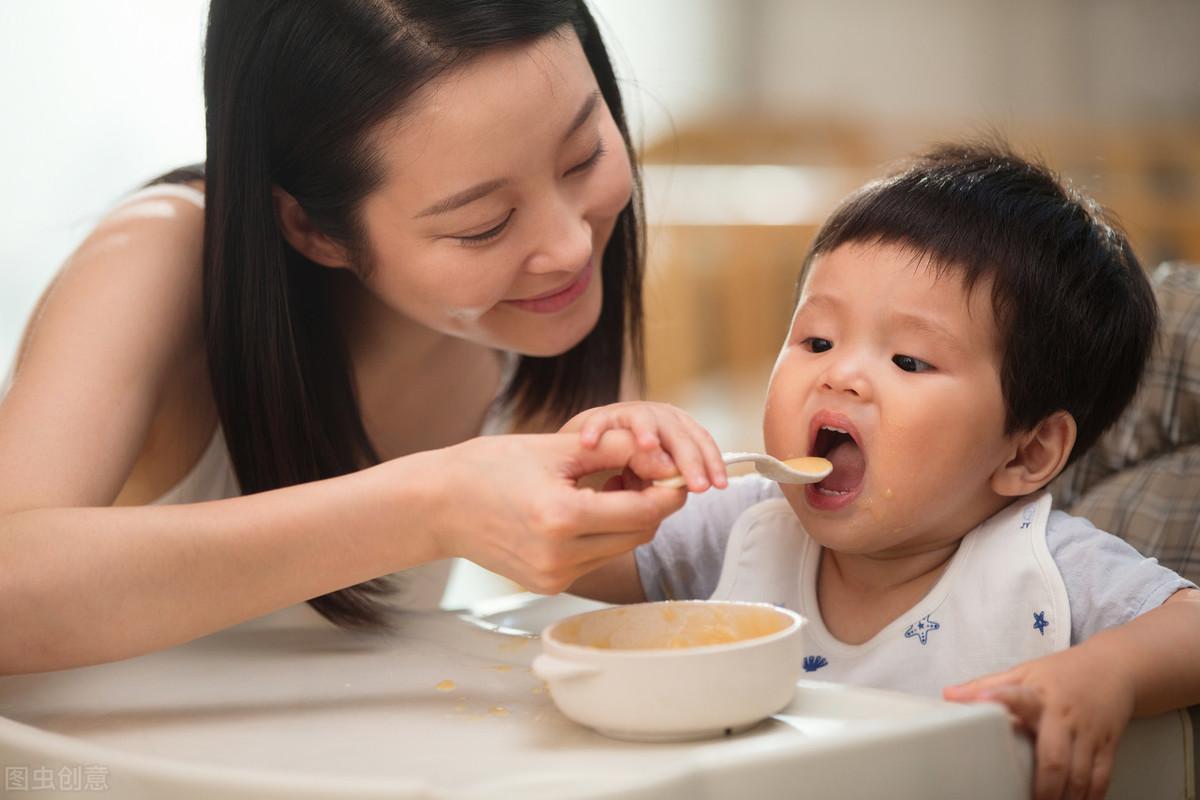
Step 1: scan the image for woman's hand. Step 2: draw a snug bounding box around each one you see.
[943,645,1136,800]
[560,401,727,492]
[425,430,687,594]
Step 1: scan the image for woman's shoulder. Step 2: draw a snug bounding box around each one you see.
[103,179,205,228]
[3,177,216,509]
[68,180,208,343]
[15,178,208,373]
[85,181,222,505]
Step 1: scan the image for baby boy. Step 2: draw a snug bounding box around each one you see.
[563,143,1200,800]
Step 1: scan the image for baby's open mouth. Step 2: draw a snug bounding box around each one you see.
[810,423,866,496]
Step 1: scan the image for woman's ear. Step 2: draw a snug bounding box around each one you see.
[991,410,1077,497]
[272,188,352,269]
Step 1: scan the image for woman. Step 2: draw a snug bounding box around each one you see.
[0,0,721,675]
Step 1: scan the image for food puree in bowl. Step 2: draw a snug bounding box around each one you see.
[550,602,791,650]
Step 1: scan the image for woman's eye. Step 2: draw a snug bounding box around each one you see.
[566,139,607,176]
[454,210,514,247]
[802,337,833,353]
[893,354,934,373]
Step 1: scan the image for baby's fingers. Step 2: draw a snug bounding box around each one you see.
[581,409,661,451]
[981,685,1044,734]
[1086,742,1116,800]
[1063,735,1097,800]
[628,448,679,481]
[628,413,664,452]
[943,665,1024,699]
[674,413,727,488]
[577,414,618,447]
[657,426,711,492]
[1033,715,1072,800]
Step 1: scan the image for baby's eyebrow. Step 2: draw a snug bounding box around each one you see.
[891,311,964,352]
[795,293,842,314]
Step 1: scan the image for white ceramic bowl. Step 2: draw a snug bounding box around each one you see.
[532,600,805,741]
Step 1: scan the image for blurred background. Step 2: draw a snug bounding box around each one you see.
[2,1,1199,602]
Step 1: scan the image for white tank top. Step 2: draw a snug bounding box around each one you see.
[711,492,1070,695]
[131,182,516,611]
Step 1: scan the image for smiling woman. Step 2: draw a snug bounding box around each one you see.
[0,0,688,675]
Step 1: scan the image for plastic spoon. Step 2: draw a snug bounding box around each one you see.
[653,452,832,489]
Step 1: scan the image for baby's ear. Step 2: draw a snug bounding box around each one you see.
[990,411,1077,497]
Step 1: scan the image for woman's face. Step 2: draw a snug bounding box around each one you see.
[355,29,633,356]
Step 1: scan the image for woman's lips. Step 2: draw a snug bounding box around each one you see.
[505,260,593,314]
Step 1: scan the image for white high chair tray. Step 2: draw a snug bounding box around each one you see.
[0,593,1045,799]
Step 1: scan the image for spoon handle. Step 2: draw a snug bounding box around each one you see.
[651,452,830,489]
[651,452,762,489]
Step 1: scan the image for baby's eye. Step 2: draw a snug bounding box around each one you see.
[893,354,934,373]
[802,337,833,353]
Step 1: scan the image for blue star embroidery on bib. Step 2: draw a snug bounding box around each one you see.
[904,614,941,645]
[1033,611,1049,636]
[803,655,828,672]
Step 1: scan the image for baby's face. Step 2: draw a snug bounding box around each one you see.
[763,242,1016,557]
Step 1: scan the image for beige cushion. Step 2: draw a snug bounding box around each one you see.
[1051,262,1200,583]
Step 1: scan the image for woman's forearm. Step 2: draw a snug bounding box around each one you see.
[0,450,447,675]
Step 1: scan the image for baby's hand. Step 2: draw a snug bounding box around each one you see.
[944,646,1135,800]
[560,402,727,492]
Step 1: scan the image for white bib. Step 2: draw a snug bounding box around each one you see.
[711,492,1070,695]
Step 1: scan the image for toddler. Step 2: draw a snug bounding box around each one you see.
[563,143,1200,800]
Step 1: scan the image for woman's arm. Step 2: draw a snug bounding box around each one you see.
[0,196,684,674]
[0,430,680,674]
[0,456,445,673]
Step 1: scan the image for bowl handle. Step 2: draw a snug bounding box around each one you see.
[532,654,601,683]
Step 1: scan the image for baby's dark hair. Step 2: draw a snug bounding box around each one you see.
[799,142,1159,464]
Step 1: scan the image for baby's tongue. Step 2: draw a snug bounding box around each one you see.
[820,439,865,492]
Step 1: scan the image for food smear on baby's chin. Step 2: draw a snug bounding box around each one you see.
[861,496,884,521]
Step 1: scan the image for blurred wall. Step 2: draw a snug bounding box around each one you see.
[753,0,1200,125]
[3,0,1199,399]
[0,2,208,380]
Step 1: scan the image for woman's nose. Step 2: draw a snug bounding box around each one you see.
[523,196,593,275]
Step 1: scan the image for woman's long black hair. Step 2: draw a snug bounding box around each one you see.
[146,0,644,629]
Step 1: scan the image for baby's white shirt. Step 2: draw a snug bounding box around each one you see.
[635,476,1193,696]
[710,492,1068,694]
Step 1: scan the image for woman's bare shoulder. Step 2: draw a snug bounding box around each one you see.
[16,182,208,370]
[0,181,212,510]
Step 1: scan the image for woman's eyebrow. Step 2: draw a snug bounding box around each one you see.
[414,91,601,220]
[562,90,600,143]
[416,178,508,218]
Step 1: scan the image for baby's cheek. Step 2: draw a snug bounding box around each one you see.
[761,394,803,457]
